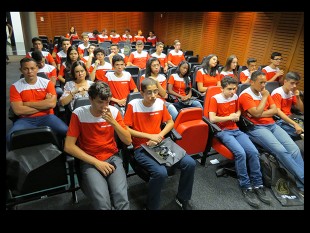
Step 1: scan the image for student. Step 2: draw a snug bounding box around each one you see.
[109,29,122,44]
[58,45,81,84]
[81,43,97,69]
[31,50,63,98]
[66,26,79,44]
[271,71,304,140]
[121,28,133,43]
[89,47,112,82]
[167,40,185,67]
[196,54,221,96]
[220,55,238,82]
[239,58,258,84]
[133,29,146,42]
[7,57,68,148]
[209,76,271,208]
[262,52,284,84]
[140,57,178,120]
[238,70,304,197]
[64,81,131,210]
[127,40,150,69]
[167,60,203,111]
[147,31,158,47]
[150,42,168,73]
[77,33,90,59]
[26,37,56,68]
[124,78,196,210]
[55,38,71,71]
[108,43,125,65]
[105,54,138,114]
[97,28,110,43]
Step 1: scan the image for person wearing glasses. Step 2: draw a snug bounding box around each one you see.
[262,52,284,84]
[124,78,196,210]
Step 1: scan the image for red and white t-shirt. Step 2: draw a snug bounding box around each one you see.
[271,86,296,116]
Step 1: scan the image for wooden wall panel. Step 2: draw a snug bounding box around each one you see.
[36,12,52,40]
[49,12,69,39]
[98,12,114,32]
[246,12,276,67]
[227,12,254,66]
[200,12,220,61]
[288,27,304,90]
[113,12,128,34]
[214,12,234,64]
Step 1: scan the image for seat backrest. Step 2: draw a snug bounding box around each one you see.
[125,92,143,112]
[265,81,280,94]
[184,50,194,56]
[9,126,60,151]
[174,107,209,155]
[236,83,250,96]
[124,66,140,87]
[186,56,198,63]
[203,86,222,117]
[73,97,91,110]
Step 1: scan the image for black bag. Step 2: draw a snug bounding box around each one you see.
[141,137,186,167]
[259,152,303,206]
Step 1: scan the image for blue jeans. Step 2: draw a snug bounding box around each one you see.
[245,123,304,191]
[165,102,178,121]
[134,147,196,210]
[216,129,262,189]
[276,119,301,140]
[6,114,68,149]
[173,100,203,112]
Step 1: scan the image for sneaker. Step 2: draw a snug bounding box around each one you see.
[175,196,193,210]
[242,188,260,208]
[254,186,271,205]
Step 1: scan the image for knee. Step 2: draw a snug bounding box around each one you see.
[152,166,168,180]
[183,155,196,170]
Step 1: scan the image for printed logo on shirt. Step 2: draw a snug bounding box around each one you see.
[150,112,159,116]
[36,88,46,92]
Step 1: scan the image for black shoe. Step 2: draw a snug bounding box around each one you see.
[242,188,260,208]
[175,196,193,210]
[254,186,271,205]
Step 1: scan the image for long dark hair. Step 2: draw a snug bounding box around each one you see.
[176,60,191,89]
[202,54,219,77]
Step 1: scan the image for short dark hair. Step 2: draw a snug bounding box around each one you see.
[70,61,90,80]
[246,58,257,65]
[112,54,124,66]
[31,50,44,62]
[251,70,265,81]
[32,37,42,44]
[88,81,112,101]
[271,52,281,59]
[221,76,238,88]
[141,78,157,92]
[285,71,301,82]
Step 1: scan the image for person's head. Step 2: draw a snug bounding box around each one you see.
[31,37,43,51]
[87,43,97,55]
[81,33,89,43]
[92,29,99,36]
[66,45,79,63]
[149,31,155,37]
[221,76,238,98]
[176,60,190,78]
[101,28,108,35]
[135,40,144,52]
[155,42,164,53]
[202,54,218,76]
[112,54,125,72]
[94,47,105,60]
[145,57,160,77]
[124,28,130,35]
[140,78,158,105]
[137,30,143,36]
[174,40,181,51]
[224,55,238,71]
[283,71,301,92]
[71,60,90,81]
[250,70,267,92]
[69,26,76,34]
[61,38,71,52]
[19,57,38,80]
[88,81,112,113]
[110,43,120,54]
[246,58,257,72]
[110,29,117,36]
[31,50,45,68]
[270,52,282,66]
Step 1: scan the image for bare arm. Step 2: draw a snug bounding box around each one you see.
[209,110,241,123]
[11,101,40,115]
[64,136,116,177]
[277,107,303,134]
[246,89,271,117]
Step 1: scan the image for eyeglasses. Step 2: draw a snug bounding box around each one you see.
[273,58,283,61]
[145,89,159,96]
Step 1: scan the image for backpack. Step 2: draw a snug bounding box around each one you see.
[259,152,303,206]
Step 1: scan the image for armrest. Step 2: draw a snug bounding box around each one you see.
[191,88,203,98]
[169,128,182,141]
[202,116,221,133]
